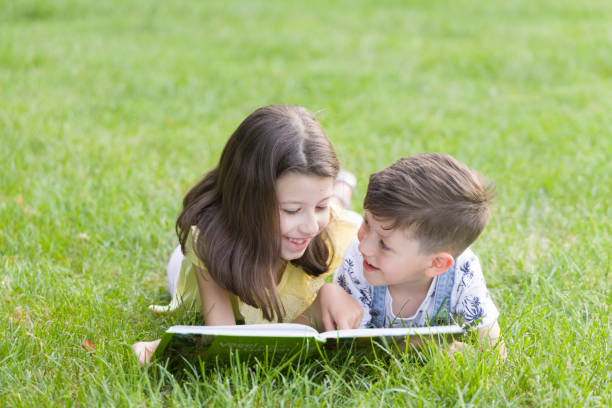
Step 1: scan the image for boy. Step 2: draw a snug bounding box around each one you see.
[333,153,503,350]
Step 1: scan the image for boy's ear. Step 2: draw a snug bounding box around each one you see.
[424,252,454,278]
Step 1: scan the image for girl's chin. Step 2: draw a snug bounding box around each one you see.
[280,247,308,261]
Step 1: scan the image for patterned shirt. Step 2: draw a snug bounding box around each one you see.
[333,238,499,328]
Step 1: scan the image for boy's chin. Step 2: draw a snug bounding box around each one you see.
[363,274,384,286]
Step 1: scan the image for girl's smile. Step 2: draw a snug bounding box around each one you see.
[283,236,312,252]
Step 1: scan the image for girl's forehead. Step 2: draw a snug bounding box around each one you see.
[275,173,334,202]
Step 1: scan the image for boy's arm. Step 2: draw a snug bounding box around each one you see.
[294,238,368,331]
[293,283,363,331]
[332,239,373,327]
[476,320,507,358]
[451,252,506,357]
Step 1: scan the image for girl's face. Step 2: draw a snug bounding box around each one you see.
[275,173,334,261]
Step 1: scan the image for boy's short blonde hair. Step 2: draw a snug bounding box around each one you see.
[364,153,494,256]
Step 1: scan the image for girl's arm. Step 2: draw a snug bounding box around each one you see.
[132,265,236,365]
[194,265,236,325]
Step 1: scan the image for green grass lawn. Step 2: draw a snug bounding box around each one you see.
[1,0,610,406]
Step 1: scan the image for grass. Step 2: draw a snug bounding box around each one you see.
[1,0,611,406]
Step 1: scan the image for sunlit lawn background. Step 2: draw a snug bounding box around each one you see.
[1,0,610,406]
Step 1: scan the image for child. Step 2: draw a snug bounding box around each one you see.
[132,105,362,364]
[333,153,504,351]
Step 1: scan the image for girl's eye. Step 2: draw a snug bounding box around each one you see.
[315,205,329,212]
[380,240,390,250]
[283,209,300,215]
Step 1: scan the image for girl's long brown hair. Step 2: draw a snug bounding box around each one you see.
[176,105,339,322]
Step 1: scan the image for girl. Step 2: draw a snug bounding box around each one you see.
[133,105,362,364]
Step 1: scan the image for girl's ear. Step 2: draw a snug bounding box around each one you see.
[424,252,454,278]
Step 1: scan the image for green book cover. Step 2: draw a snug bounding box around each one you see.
[153,323,465,363]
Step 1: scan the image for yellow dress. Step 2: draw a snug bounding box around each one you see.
[149,205,359,324]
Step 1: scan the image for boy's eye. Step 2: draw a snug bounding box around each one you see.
[315,205,328,212]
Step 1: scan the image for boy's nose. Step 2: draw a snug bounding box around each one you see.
[358,235,374,257]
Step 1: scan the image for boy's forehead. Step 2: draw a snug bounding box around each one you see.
[366,210,416,239]
[366,211,399,234]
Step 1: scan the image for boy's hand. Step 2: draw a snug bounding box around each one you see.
[318,283,363,331]
[131,339,161,365]
[447,340,474,357]
[446,321,507,360]
[477,321,507,360]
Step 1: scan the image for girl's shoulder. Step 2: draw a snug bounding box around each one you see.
[183,225,207,270]
[328,204,361,239]
[330,204,362,228]
[326,204,361,271]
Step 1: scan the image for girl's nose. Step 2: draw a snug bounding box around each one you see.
[300,210,319,235]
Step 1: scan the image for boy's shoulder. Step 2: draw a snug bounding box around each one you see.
[340,238,364,271]
[455,247,479,267]
[449,247,499,327]
[450,248,483,287]
[335,238,370,286]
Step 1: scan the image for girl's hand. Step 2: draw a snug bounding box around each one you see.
[318,283,363,331]
[131,339,161,365]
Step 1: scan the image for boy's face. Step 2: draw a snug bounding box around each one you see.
[357,210,434,288]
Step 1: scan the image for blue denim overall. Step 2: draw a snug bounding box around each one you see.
[368,262,456,328]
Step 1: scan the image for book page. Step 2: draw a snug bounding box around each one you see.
[318,325,464,340]
[168,323,319,338]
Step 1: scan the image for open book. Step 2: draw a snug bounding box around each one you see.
[153,323,464,363]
